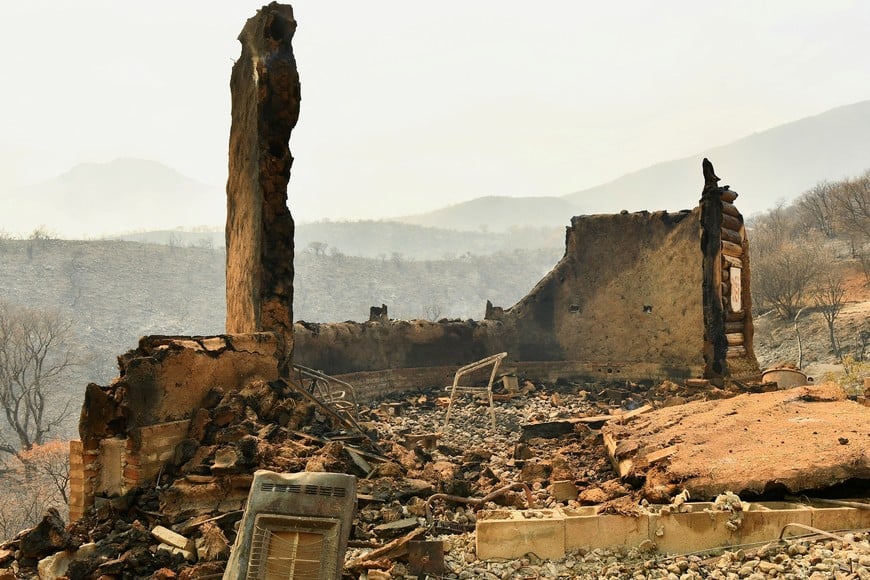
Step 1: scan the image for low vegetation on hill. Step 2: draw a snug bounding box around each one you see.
[0,235,562,432]
[749,171,870,381]
[112,220,566,261]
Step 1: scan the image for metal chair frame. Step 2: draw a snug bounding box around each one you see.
[443,352,508,429]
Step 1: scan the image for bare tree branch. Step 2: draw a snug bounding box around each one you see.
[0,301,76,454]
[812,266,847,360]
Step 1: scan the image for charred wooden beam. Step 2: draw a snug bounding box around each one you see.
[725,321,745,333]
[721,227,743,245]
[722,240,744,258]
[720,189,738,203]
[722,201,742,218]
[722,213,743,232]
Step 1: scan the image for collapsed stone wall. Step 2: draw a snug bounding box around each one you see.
[70,335,280,520]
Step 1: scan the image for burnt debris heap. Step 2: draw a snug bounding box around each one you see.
[226,2,300,370]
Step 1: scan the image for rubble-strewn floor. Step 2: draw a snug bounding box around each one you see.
[1,378,868,579]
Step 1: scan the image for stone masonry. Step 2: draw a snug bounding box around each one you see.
[225,2,299,369]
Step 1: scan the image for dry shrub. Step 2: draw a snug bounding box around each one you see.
[0,440,70,541]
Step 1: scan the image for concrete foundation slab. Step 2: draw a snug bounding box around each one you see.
[475,500,870,559]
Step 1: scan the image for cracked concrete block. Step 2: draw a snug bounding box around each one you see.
[648,504,740,553]
[562,507,649,552]
[810,505,870,531]
[476,509,566,560]
[737,503,813,545]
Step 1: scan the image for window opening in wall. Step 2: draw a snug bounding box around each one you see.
[730,266,742,312]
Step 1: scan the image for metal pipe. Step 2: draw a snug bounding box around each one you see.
[425,482,535,523]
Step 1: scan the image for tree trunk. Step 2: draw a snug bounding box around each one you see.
[794,308,804,369]
[827,319,841,361]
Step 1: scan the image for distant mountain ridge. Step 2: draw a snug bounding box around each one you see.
[4,100,869,239]
[2,158,224,238]
[393,195,582,232]
[563,100,870,217]
[395,100,870,228]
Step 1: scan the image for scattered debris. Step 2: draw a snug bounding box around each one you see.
[1,378,868,577]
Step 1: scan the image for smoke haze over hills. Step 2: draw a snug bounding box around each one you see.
[4,101,870,238]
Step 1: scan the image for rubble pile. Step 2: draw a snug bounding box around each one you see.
[0,377,867,578]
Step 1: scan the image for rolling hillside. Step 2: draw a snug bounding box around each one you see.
[563,100,870,217]
[396,100,870,227]
[0,238,562,440]
[111,221,566,260]
[394,196,582,232]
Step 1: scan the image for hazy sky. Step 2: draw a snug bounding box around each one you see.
[2,0,870,227]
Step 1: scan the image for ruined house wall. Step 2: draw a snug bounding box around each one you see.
[295,210,712,383]
[495,209,705,371]
[294,189,760,386]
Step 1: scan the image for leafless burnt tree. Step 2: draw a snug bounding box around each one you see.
[0,301,76,459]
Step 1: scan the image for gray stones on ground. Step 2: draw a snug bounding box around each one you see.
[446,533,869,579]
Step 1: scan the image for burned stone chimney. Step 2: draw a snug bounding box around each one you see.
[225,2,300,369]
[699,158,758,382]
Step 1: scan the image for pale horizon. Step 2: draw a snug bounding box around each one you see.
[2,1,870,237]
